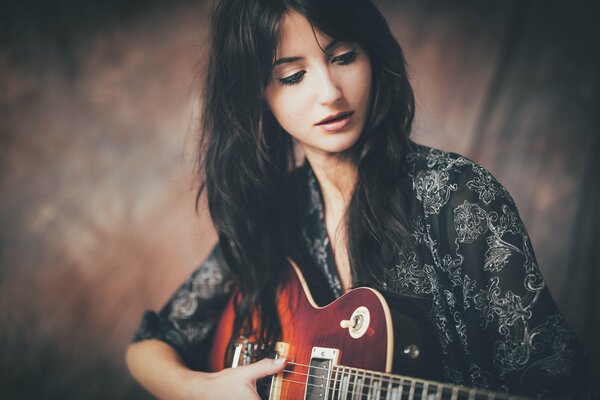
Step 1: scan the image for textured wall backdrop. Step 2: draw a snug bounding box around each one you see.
[1,1,598,399]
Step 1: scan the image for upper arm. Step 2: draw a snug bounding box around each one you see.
[131,242,236,370]
[430,160,591,396]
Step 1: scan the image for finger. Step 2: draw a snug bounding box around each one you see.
[243,358,286,381]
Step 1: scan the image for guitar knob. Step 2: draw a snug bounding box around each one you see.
[403,344,420,359]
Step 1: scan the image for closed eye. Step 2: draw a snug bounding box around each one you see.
[332,50,357,65]
[276,49,357,86]
[278,70,306,86]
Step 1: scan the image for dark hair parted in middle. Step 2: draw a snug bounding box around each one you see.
[199,0,415,348]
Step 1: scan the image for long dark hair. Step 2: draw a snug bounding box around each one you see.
[198,0,415,349]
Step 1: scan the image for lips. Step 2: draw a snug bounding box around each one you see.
[315,111,354,132]
[316,111,354,126]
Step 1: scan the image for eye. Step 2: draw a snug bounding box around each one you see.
[278,70,306,86]
[332,50,358,65]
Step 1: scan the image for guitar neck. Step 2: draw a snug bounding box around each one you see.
[323,364,516,400]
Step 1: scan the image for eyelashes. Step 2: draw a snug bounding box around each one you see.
[279,70,306,86]
[332,50,358,65]
[277,50,358,86]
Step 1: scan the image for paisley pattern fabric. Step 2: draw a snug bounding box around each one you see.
[132,142,595,398]
[132,244,236,369]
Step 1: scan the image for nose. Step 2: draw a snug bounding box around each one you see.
[316,69,342,105]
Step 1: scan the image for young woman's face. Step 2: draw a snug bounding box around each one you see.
[264,12,372,163]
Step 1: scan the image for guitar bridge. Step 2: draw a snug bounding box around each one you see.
[229,337,289,368]
[228,338,290,400]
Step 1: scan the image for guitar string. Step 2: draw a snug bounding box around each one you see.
[261,378,495,400]
[277,362,447,392]
[277,371,461,398]
[275,362,441,394]
[324,376,509,400]
[324,371,511,400]
[284,361,438,387]
[263,363,509,400]
[262,377,507,400]
[324,382,487,400]
[258,370,513,400]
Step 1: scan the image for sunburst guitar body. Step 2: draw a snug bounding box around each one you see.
[207,263,529,400]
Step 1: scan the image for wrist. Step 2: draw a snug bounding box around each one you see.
[177,368,210,400]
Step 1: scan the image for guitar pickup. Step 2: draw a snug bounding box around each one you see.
[305,347,339,400]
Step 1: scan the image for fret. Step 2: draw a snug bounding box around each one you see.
[372,379,381,399]
[334,367,341,400]
[331,367,339,400]
[340,367,350,400]
[363,370,371,400]
[420,382,429,400]
[468,388,476,400]
[343,367,348,400]
[348,368,357,400]
[340,368,347,400]
[362,369,369,400]
[408,379,416,400]
[385,379,392,400]
[352,370,362,400]
[394,379,403,400]
[451,386,459,400]
[389,385,399,400]
[434,383,442,400]
[374,372,381,400]
[392,379,402,400]
[366,371,373,400]
[353,371,364,400]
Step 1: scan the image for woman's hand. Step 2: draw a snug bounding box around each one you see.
[185,358,287,400]
[126,340,286,400]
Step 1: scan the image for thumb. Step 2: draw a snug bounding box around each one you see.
[243,357,286,381]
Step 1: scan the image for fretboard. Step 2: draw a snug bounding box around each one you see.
[322,365,519,400]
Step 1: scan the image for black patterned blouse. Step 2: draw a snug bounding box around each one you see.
[132,142,596,398]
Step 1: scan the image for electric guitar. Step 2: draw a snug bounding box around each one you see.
[207,262,530,400]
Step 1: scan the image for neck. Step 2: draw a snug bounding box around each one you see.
[305,150,358,216]
[306,150,358,291]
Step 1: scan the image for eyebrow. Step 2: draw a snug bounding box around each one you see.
[272,39,341,67]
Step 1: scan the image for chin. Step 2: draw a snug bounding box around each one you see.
[331,132,362,150]
[321,137,362,156]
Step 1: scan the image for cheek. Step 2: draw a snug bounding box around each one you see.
[356,64,373,103]
[340,63,372,105]
[267,89,310,133]
[266,91,287,125]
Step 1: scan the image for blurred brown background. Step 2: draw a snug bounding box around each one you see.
[1,0,598,398]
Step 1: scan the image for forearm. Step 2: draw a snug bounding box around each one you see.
[126,339,286,400]
[126,339,206,400]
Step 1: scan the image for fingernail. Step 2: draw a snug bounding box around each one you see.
[273,357,286,365]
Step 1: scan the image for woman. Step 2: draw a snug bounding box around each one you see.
[126,0,595,398]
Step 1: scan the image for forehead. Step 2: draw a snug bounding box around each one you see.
[275,11,332,57]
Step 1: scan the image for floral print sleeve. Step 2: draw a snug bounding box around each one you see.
[131,243,236,370]
[407,147,595,398]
